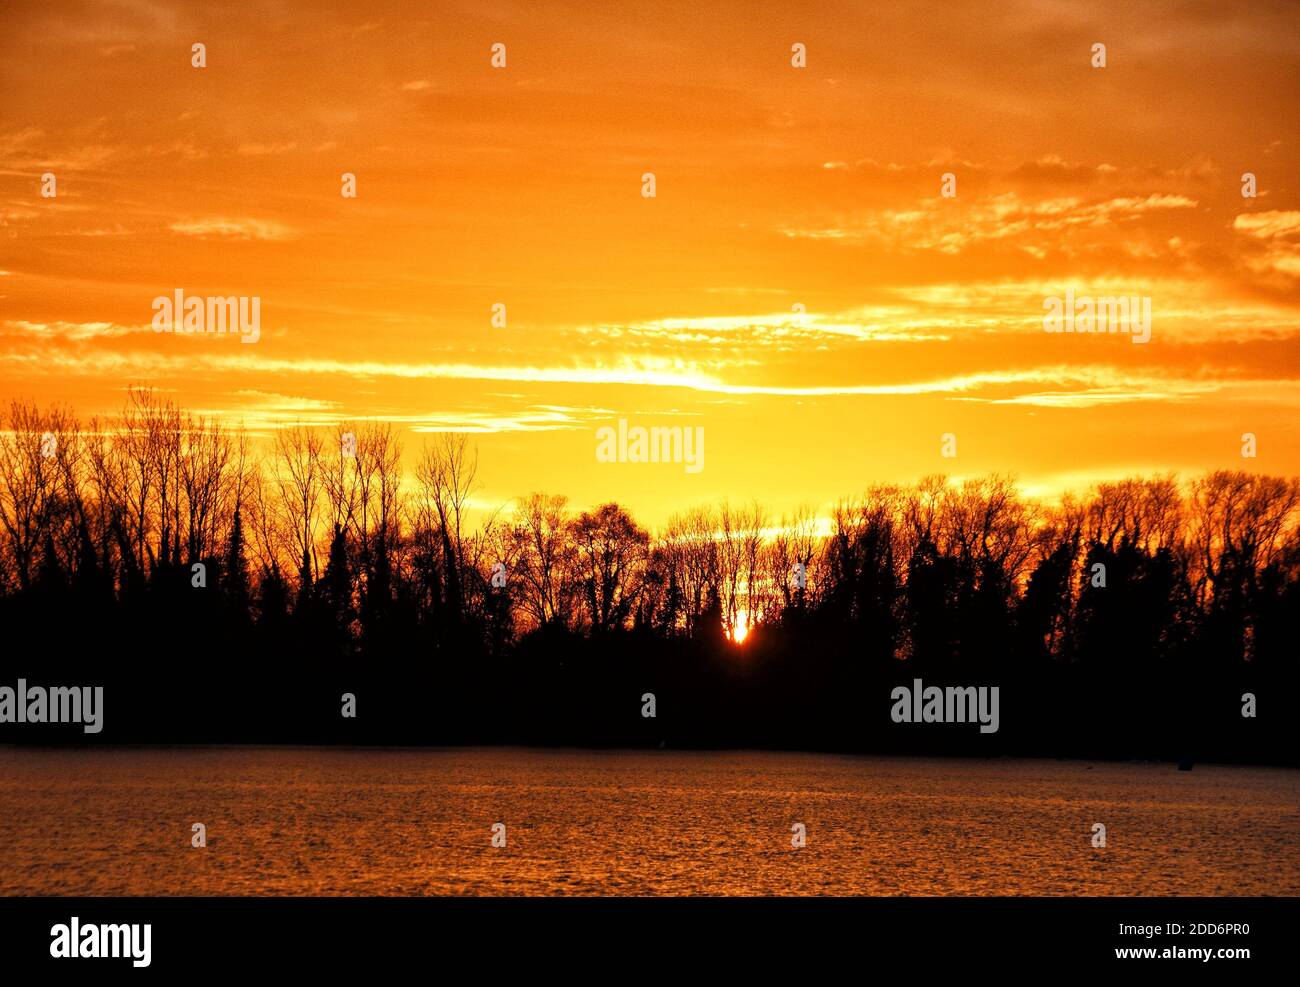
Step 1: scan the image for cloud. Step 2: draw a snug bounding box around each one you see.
[5,340,1291,411]
[1233,211,1300,239]
[168,218,297,241]
[188,390,342,426]
[3,319,141,340]
[975,378,1300,409]
[577,311,951,347]
[1234,211,1300,280]
[780,192,1199,254]
[181,397,608,434]
[405,408,594,433]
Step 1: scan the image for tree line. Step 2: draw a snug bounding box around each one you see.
[1,391,1295,760]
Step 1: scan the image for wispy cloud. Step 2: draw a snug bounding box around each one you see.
[1234,211,1300,239]
[3,319,142,340]
[168,218,297,241]
[780,192,1199,255]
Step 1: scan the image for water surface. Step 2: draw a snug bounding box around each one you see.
[1,748,1294,895]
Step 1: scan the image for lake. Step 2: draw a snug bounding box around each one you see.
[1,748,1295,895]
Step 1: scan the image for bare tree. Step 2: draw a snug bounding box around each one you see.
[414,434,480,615]
[0,400,73,591]
[271,424,324,588]
[658,505,720,636]
[511,492,574,629]
[768,504,821,614]
[572,502,649,633]
[178,413,234,564]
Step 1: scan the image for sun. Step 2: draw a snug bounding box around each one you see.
[730,610,750,645]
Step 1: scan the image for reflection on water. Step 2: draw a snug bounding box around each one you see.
[1,748,1295,895]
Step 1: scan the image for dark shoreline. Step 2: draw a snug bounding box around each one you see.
[1,643,1287,765]
[4,743,1299,774]
[2,729,1290,769]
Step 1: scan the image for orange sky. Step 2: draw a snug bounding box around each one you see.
[2,0,1298,525]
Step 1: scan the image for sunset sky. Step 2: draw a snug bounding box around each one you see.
[2,0,1298,526]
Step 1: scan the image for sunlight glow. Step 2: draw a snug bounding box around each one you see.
[730,611,751,645]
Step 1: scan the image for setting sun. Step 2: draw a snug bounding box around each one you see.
[730,611,751,645]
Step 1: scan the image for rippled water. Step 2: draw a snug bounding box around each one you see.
[0,748,1295,895]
